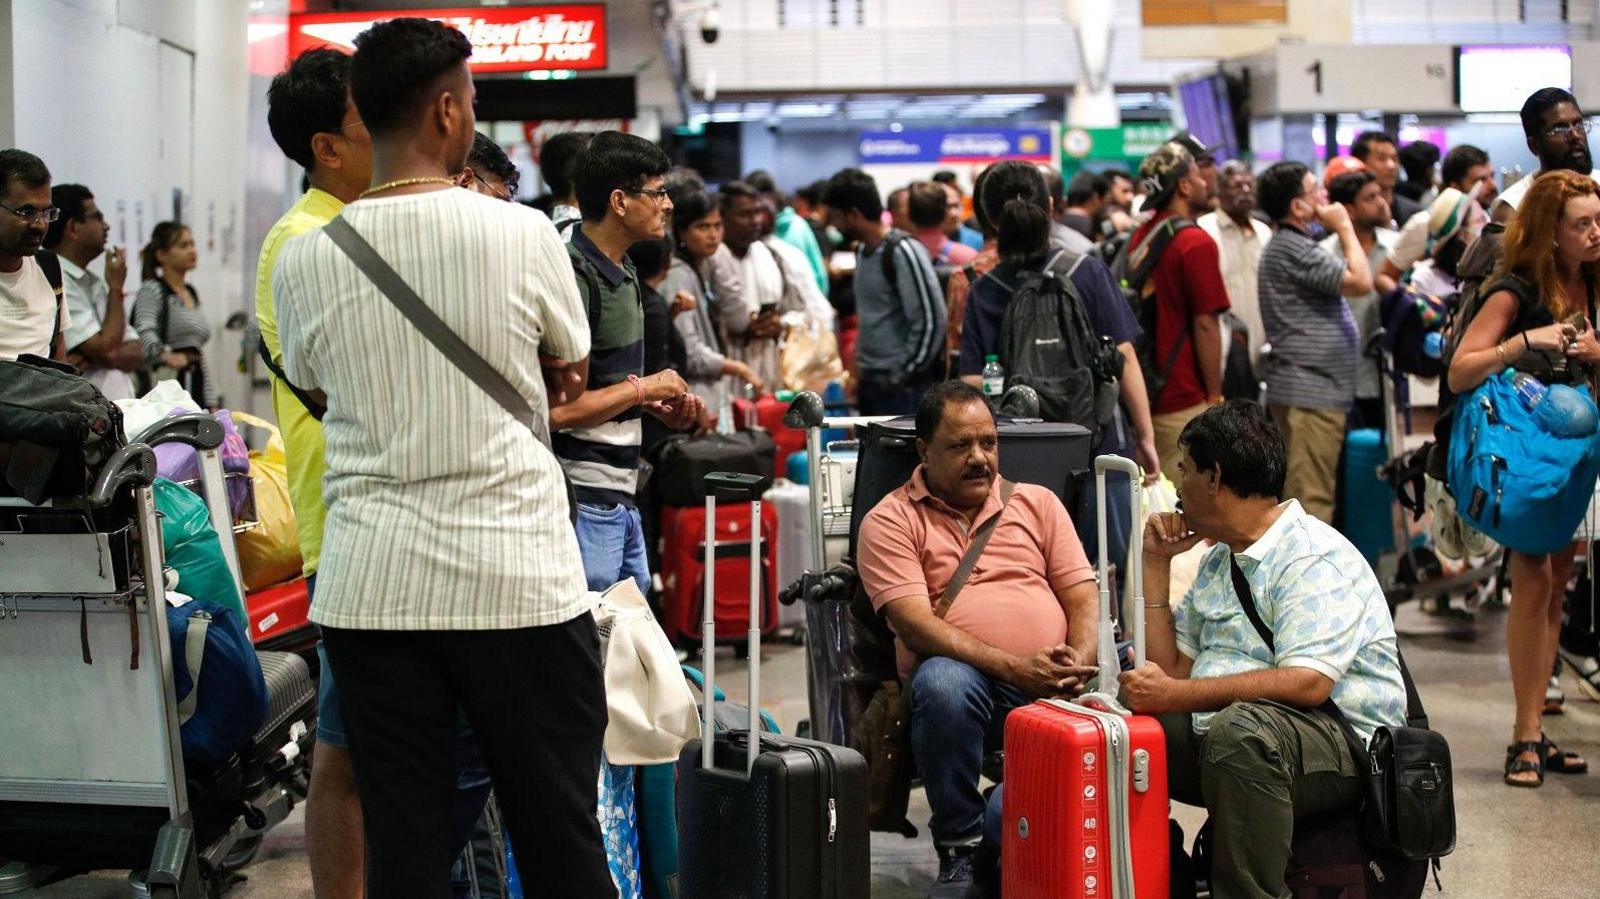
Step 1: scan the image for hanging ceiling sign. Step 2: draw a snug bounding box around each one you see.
[288,5,608,74]
[858,128,1055,164]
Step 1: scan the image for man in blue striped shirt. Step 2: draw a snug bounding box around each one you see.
[823,167,947,415]
[552,131,703,593]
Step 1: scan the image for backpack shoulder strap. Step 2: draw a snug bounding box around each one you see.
[35,252,65,357]
[256,339,326,421]
[1126,216,1196,293]
[567,242,607,338]
[879,231,909,293]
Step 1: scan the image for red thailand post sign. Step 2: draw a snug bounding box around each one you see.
[288,5,608,73]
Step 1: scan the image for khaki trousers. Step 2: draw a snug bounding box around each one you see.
[1269,405,1346,524]
[1152,403,1209,485]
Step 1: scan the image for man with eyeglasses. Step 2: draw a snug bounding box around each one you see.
[0,149,67,362]
[1492,87,1598,223]
[459,131,519,201]
[554,129,702,595]
[44,184,142,399]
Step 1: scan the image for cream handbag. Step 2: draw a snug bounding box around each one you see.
[592,579,701,765]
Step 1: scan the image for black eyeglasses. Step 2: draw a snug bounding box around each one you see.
[624,186,671,202]
[0,203,59,224]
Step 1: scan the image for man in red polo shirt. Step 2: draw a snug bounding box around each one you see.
[857,380,1099,898]
[1130,142,1231,483]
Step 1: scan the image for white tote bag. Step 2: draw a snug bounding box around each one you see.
[592,579,701,766]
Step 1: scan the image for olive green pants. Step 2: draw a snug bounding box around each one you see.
[1159,702,1363,899]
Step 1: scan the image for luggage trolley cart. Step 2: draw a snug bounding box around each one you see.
[0,440,206,897]
[1369,336,1503,613]
[0,413,316,897]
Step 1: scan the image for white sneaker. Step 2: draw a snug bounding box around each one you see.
[1546,675,1567,715]
[1427,477,1466,560]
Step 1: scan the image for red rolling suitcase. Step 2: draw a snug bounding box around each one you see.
[733,395,807,475]
[659,501,780,647]
[245,576,316,655]
[1003,455,1169,899]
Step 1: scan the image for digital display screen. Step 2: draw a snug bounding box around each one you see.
[1177,74,1239,162]
[1457,44,1572,113]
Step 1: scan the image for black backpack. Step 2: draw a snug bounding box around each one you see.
[1107,217,1197,406]
[1426,223,1511,480]
[35,251,65,358]
[990,249,1121,443]
[0,354,126,503]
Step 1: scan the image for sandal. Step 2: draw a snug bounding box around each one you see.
[1542,736,1589,775]
[1505,741,1545,788]
[1545,675,1566,715]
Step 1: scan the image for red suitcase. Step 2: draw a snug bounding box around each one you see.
[1003,455,1169,899]
[659,501,779,647]
[732,394,807,475]
[245,577,317,655]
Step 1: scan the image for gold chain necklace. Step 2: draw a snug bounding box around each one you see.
[359,176,457,199]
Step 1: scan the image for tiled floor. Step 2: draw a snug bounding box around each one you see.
[19,602,1600,898]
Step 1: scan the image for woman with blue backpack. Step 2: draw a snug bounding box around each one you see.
[1445,169,1600,787]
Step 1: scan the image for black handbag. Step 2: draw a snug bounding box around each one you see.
[1226,556,1456,866]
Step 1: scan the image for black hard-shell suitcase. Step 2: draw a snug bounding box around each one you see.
[676,472,870,898]
[848,416,1093,554]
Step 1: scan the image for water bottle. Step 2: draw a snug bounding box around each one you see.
[1423,331,1444,360]
[1512,372,1549,411]
[982,355,1005,398]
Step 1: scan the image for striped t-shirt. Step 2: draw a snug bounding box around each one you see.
[1259,225,1359,411]
[272,188,591,631]
[554,225,646,506]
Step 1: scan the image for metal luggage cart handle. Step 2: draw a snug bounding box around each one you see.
[90,444,158,508]
[133,413,225,453]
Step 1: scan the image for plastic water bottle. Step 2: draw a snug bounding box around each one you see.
[982,355,1005,398]
[1512,372,1548,411]
[1423,331,1444,360]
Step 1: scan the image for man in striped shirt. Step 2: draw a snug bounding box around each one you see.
[823,167,947,415]
[272,19,610,896]
[1256,161,1373,524]
[553,130,703,593]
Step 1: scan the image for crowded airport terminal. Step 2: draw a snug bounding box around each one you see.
[6,1,1600,897]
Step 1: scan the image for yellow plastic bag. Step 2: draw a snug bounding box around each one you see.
[230,411,303,592]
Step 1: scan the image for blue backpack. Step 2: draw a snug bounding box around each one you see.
[1447,370,1600,554]
[168,598,269,767]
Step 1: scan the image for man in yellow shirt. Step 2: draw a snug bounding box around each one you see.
[255,48,370,899]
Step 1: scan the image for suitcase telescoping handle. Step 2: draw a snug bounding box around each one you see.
[701,471,773,774]
[1094,455,1145,699]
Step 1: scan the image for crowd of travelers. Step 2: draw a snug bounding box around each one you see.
[3,15,1599,897]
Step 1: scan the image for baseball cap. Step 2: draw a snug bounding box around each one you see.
[1168,130,1213,163]
[1323,156,1367,187]
[1139,143,1195,205]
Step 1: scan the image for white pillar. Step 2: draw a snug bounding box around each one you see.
[1064,0,1119,129]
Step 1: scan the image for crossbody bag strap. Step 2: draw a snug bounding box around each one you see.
[933,479,1016,618]
[323,215,552,448]
[1228,553,1427,737]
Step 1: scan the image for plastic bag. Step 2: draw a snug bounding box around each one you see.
[115,380,200,441]
[779,313,844,394]
[1134,475,1209,607]
[230,411,303,591]
[152,477,246,620]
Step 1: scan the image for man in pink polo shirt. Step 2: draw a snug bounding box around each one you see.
[857,380,1100,897]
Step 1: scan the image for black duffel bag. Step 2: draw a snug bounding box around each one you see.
[649,430,775,507]
[0,354,126,503]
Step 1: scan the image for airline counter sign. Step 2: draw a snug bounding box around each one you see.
[289,5,608,73]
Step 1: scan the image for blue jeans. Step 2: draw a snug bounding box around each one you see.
[909,657,1027,846]
[575,502,651,595]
